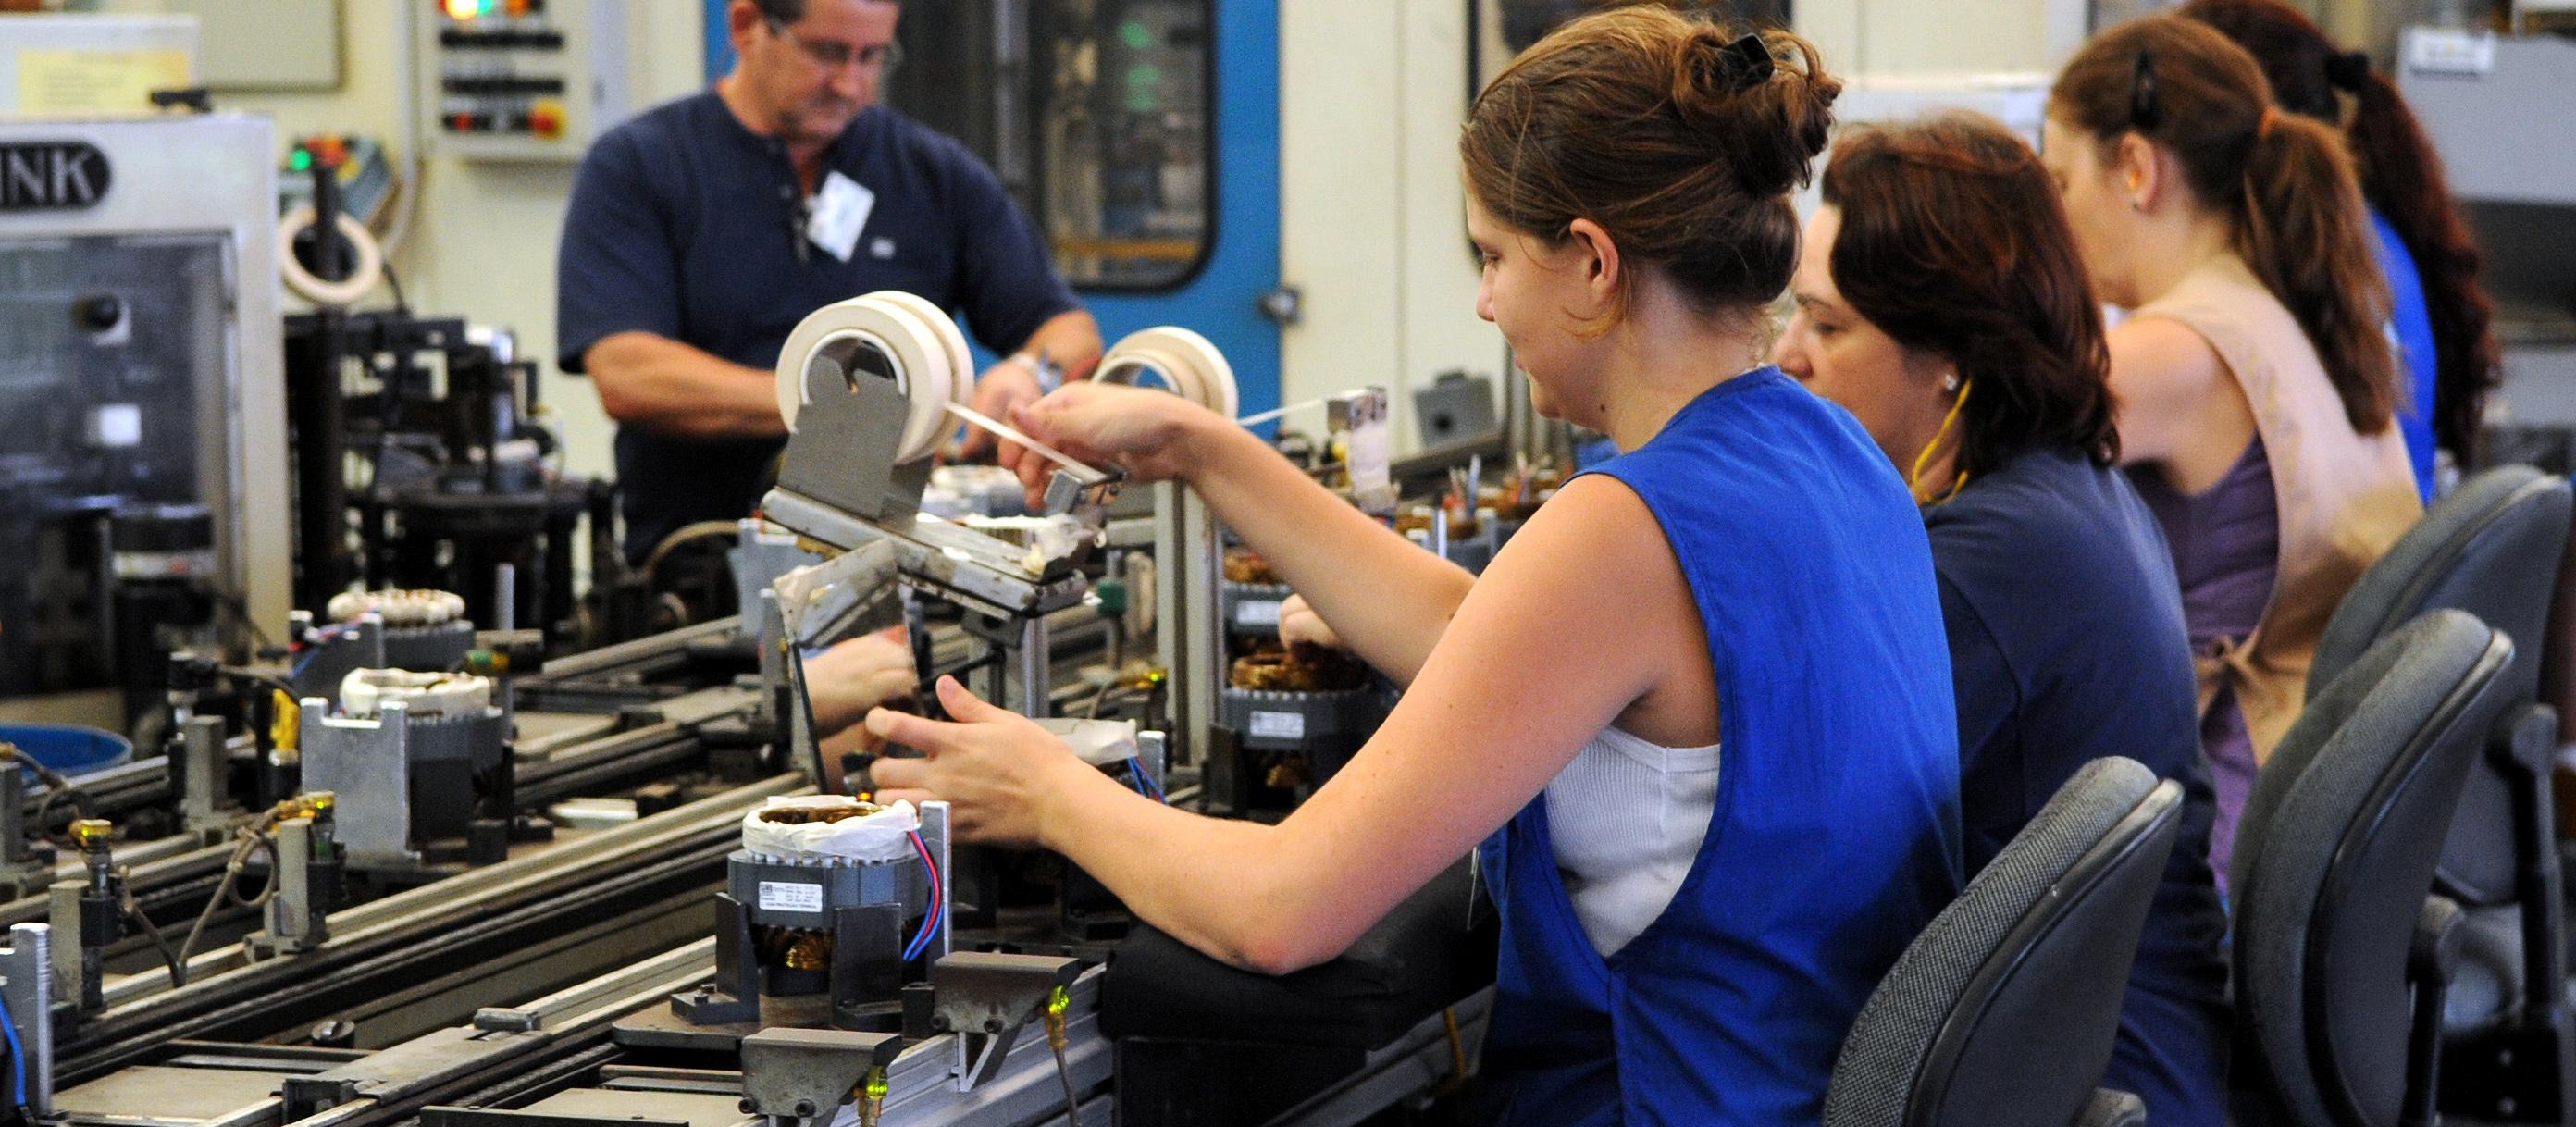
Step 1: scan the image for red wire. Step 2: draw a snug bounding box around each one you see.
[904,829,943,960]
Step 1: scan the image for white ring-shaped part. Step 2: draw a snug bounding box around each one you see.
[774,291,972,464]
[1093,326,1238,420]
[276,205,384,308]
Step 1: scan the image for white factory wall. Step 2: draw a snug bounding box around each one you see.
[1276,0,1505,455]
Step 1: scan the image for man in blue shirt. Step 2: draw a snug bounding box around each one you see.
[558,0,1102,564]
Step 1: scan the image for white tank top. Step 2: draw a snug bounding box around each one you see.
[1542,724,1723,957]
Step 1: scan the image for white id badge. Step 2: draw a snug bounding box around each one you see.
[806,171,875,263]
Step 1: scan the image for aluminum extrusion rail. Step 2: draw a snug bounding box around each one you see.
[54,775,805,1084]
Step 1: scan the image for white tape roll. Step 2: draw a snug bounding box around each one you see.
[1093,326,1239,419]
[276,205,384,308]
[774,291,972,464]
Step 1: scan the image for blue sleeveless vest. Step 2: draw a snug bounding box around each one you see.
[1475,368,1963,1125]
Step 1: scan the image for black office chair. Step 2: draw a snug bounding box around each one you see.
[2304,465,2574,1121]
[1824,757,2183,1127]
[2235,610,2515,1127]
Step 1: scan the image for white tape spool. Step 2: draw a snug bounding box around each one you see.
[276,205,384,308]
[1093,326,1239,419]
[774,291,973,464]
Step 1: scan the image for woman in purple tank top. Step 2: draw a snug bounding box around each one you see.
[2045,17,2421,875]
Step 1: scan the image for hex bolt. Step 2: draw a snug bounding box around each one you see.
[984,1017,1006,1034]
[794,1100,817,1116]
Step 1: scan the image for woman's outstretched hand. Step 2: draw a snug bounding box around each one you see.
[1007,382,1214,509]
[865,675,1097,848]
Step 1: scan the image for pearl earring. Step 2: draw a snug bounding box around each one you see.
[1941,372,1961,393]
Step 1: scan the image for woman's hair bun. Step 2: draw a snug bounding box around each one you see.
[1463,9,1843,324]
[1670,27,1840,199]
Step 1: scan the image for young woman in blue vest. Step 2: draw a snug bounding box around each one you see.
[869,10,1963,1122]
[1773,112,2231,1126]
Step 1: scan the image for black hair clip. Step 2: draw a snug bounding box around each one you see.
[2324,49,2372,93]
[1719,32,1775,92]
[2129,50,2161,133]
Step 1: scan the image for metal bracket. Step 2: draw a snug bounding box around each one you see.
[738,1027,900,1124]
[930,951,1087,1091]
[254,816,328,954]
[773,540,902,652]
[0,923,56,1115]
[669,894,762,1026]
[179,714,231,832]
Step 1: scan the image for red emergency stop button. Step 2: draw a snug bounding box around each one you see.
[529,100,565,141]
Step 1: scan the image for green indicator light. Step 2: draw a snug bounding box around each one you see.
[289,148,312,172]
[1119,20,1152,49]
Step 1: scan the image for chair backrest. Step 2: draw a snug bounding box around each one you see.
[2235,610,2514,1127]
[1825,757,2183,1127]
[2307,464,2571,905]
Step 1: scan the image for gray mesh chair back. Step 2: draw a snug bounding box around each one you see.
[2306,464,2570,904]
[2233,610,2514,1126]
[1825,757,2183,1127]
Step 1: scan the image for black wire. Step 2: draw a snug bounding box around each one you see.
[219,667,298,700]
[118,869,186,987]
[379,258,410,315]
[1052,1036,1081,1127]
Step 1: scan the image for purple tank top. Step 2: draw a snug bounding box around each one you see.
[2130,438,2278,884]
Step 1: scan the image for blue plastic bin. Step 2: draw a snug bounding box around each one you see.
[0,724,134,780]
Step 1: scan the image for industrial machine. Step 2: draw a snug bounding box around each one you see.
[0,285,1489,1127]
[0,113,291,732]
[2402,28,2576,475]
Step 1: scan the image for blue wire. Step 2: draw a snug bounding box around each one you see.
[1126,757,1167,803]
[900,831,941,962]
[0,979,29,1110]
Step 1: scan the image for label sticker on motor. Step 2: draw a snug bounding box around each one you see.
[759,881,825,913]
[1235,600,1282,627]
[1250,711,1305,740]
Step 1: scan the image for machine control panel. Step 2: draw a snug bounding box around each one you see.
[418,0,626,161]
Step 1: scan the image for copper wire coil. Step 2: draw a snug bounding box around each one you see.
[756,800,888,826]
[1230,641,1368,692]
[754,925,836,971]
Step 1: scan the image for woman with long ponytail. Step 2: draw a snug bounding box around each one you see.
[2047,16,2421,876]
[2184,0,2502,498]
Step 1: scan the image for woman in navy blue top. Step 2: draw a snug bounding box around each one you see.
[866,10,1962,1123]
[1774,113,2231,1125]
[2184,0,2503,500]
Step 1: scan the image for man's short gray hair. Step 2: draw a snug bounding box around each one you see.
[753,0,899,23]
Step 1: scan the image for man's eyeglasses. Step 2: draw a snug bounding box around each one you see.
[766,18,903,77]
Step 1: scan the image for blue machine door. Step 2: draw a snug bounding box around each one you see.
[1071,0,1282,416]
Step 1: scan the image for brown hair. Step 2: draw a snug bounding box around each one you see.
[1822,113,2120,477]
[1461,7,1839,330]
[2051,15,2396,436]
[2180,0,2499,465]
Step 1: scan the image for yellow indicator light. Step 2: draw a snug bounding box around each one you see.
[70,819,113,849]
[443,0,481,21]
